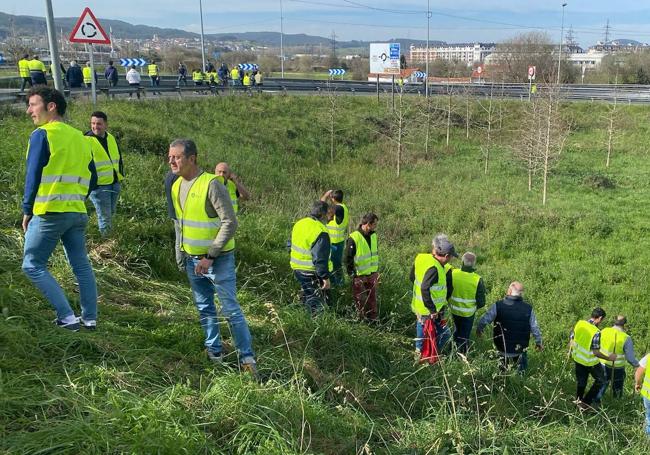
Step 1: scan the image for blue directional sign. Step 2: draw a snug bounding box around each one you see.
[0,53,4,64]
[389,43,400,60]
[413,71,427,78]
[238,63,258,71]
[119,58,147,67]
[328,68,346,76]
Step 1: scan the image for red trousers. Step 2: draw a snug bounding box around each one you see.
[352,272,378,321]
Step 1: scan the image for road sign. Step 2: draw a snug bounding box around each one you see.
[370,43,401,75]
[69,8,110,44]
[328,68,346,76]
[413,71,427,78]
[528,65,536,80]
[238,63,258,71]
[477,65,483,75]
[0,53,4,64]
[119,58,147,67]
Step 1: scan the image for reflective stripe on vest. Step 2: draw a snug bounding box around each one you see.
[598,327,629,368]
[290,217,327,272]
[411,253,447,316]
[326,202,349,244]
[88,132,123,185]
[171,172,234,255]
[18,59,31,77]
[572,320,600,366]
[29,122,92,215]
[192,71,203,82]
[28,59,45,72]
[349,230,378,276]
[449,269,480,317]
[148,64,159,76]
[641,361,650,400]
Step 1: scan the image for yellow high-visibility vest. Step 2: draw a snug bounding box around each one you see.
[231,68,239,80]
[87,132,123,186]
[171,172,235,255]
[192,71,203,82]
[18,59,30,77]
[599,327,629,368]
[641,356,650,400]
[572,320,600,366]
[349,231,378,276]
[411,254,447,316]
[243,75,251,86]
[28,122,92,215]
[290,217,327,272]
[28,59,46,73]
[82,67,92,84]
[449,269,481,317]
[148,64,159,76]
[326,202,349,244]
[214,178,238,214]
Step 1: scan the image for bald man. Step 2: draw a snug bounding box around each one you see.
[477,282,543,373]
[214,162,250,214]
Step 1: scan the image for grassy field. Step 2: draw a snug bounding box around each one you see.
[1,93,649,454]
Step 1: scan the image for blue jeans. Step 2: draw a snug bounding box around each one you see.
[452,313,475,354]
[596,365,625,400]
[185,252,255,363]
[22,213,97,321]
[89,182,121,236]
[294,271,326,316]
[330,242,344,286]
[500,352,528,373]
[643,397,650,437]
[415,316,451,352]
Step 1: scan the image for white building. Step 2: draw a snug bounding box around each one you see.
[409,43,495,65]
[567,49,607,69]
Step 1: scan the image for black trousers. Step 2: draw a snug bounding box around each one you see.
[575,361,607,404]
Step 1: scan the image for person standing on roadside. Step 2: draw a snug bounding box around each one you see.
[28,55,47,85]
[148,60,160,94]
[85,111,124,237]
[66,61,83,88]
[411,234,457,354]
[126,66,141,99]
[21,87,98,331]
[634,353,650,437]
[177,62,188,87]
[214,162,250,215]
[18,53,32,92]
[476,282,542,372]
[346,213,379,322]
[289,201,331,316]
[105,60,118,87]
[570,307,617,410]
[168,139,257,377]
[448,252,486,354]
[321,189,349,286]
[596,315,639,399]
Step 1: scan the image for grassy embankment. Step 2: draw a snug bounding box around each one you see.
[1,93,650,453]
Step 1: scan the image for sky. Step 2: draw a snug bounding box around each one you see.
[4,1,650,47]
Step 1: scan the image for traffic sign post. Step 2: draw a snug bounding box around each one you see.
[328,68,346,79]
[69,7,110,104]
[527,65,536,101]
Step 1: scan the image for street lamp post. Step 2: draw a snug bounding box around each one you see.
[44,0,63,91]
[426,0,430,98]
[556,2,567,86]
[199,0,206,73]
[280,0,285,78]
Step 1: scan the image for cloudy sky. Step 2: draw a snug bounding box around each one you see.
[4,1,650,46]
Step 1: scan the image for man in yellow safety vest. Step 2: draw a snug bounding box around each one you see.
[448,252,486,354]
[321,189,349,286]
[634,352,650,436]
[21,87,98,331]
[148,60,160,94]
[410,233,458,353]
[289,201,331,315]
[18,53,32,92]
[596,315,639,399]
[168,138,257,377]
[28,55,47,85]
[85,111,124,236]
[214,162,250,215]
[345,213,379,322]
[570,307,617,410]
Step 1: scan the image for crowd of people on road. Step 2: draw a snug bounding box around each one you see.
[16,85,650,437]
[18,55,262,95]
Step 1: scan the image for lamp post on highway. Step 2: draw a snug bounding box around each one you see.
[426,0,430,98]
[44,0,63,91]
[556,2,567,86]
[199,0,206,73]
[280,0,285,78]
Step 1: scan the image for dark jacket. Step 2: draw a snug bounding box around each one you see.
[105,65,118,82]
[66,65,83,87]
[493,296,533,354]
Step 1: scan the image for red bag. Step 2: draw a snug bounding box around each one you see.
[420,318,439,364]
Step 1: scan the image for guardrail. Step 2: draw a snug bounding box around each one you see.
[2,76,650,104]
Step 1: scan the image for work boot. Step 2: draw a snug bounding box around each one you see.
[207,351,224,363]
[241,361,260,382]
[54,319,80,332]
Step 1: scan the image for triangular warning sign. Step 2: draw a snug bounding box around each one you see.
[69,7,110,44]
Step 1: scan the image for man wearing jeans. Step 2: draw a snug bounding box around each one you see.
[86,111,124,236]
[168,139,257,376]
[321,189,349,287]
[448,252,486,354]
[411,234,457,355]
[21,87,98,331]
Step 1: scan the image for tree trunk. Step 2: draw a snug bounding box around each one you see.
[542,100,553,205]
[446,91,452,148]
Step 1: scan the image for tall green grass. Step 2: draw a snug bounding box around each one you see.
[1,94,649,453]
